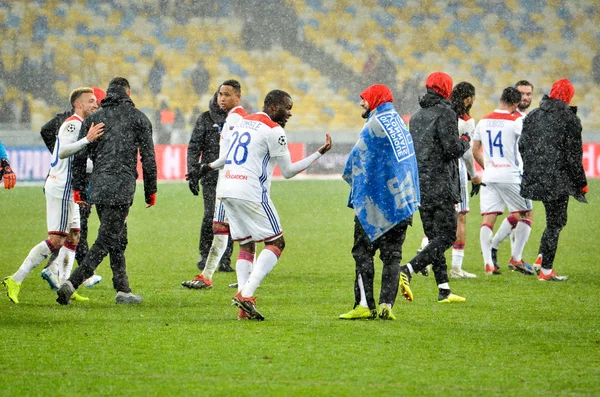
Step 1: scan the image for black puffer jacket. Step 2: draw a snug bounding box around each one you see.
[186,91,226,186]
[520,95,587,201]
[40,109,73,153]
[410,89,470,207]
[72,85,157,205]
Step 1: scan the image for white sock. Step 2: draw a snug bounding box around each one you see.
[202,234,228,280]
[451,245,465,270]
[235,251,254,292]
[13,240,54,283]
[438,283,450,290]
[406,263,414,274]
[480,225,494,267]
[57,245,77,285]
[511,220,532,262]
[541,267,553,276]
[420,235,429,250]
[491,216,516,249]
[357,274,368,307]
[241,246,281,298]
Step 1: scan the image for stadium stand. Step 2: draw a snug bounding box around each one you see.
[0,0,599,137]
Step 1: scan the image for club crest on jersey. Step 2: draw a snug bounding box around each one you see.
[66,123,76,133]
[278,136,287,146]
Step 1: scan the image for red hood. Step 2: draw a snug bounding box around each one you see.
[549,78,574,105]
[425,72,453,99]
[92,87,106,103]
[360,84,393,111]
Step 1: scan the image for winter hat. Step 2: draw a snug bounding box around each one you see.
[425,72,453,99]
[360,84,393,111]
[92,87,106,103]
[549,78,575,105]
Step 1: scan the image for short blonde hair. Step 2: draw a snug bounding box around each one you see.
[70,87,94,107]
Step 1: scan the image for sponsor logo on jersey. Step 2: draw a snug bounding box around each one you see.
[224,170,248,180]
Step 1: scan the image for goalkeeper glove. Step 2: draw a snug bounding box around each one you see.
[1,158,16,189]
[146,193,156,208]
[470,182,485,197]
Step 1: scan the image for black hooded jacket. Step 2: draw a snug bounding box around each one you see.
[72,85,157,205]
[40,109,73,153]
[186,91,227,186]
[409,89,470,207]
[519,95,587,201]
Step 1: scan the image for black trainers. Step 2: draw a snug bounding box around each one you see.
[232,291,264,321]
[56,281,75,306]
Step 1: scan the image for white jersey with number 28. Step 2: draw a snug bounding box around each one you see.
[216,112,289,203]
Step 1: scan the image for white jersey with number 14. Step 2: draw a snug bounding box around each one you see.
[473,109,523,184]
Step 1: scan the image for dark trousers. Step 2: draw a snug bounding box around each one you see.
[351,216,411,310]
[539,196,569,269]
[198,181,233,270]
[75,203,92,265]
[409,202,456,286]
[69,203,131,292]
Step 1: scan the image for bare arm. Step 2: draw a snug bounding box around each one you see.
[472,140,484,169]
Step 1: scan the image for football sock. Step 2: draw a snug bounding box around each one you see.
[357,274,368,307]
[202,234,228,280]
[13,240,55,283]
[420,235,429,250]
[57,243,77,285]
[480,224,494,267]
[511,220,532,262]
[438,283,450,290]
[541,267,553,276]
[241,246,281,298]
[451,242,465,270]
[406,263,414,275]
[491,215,518,249]
[235,250,254,292]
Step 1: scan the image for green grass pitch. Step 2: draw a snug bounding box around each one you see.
[1,179,599,396]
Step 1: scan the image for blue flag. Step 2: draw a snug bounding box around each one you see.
[343,102,420,241]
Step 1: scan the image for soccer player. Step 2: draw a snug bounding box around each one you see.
[2,88,104,304]
[0,139,16,189]
[491,80,535,262]
[202,90,332,320]
[472,87,534,276]
[520,78,587,281]
[183,80,247,289]
[449,82,482,279]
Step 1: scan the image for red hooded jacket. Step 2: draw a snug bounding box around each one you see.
[549,78,574,105]
[425,72,453,99]
[360,84,393,110]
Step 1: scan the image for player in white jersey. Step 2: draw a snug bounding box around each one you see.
[203,90,332,320]
[472,87,534,276]
[491,80,536,269]
[2,88,104,304]
[182,80,248,292]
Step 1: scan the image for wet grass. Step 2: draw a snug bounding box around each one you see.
[1,179,599,396]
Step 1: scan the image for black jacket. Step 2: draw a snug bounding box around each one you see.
[410,89,470,207]
[72,85,157,205]
[519,95,587,201]
[186,92,226,186]
[40,109,73,153]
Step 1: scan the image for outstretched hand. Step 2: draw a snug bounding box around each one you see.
[317,133,332,155]
[86,122,105,142]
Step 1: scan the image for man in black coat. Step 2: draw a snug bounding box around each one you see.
[185,90,233,277]
[56,77,157,304]
[398,72,471,303]
[519,78,587,281]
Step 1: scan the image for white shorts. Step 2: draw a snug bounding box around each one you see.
[46,192,80,235]
[212,198,229,224]
[220,197,283,244]
[480,182,532,215]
